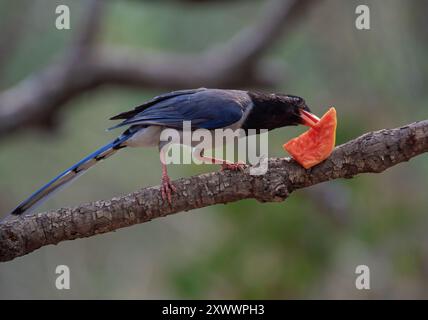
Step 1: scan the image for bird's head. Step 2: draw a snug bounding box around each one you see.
[245,92,320,130]
[275,94,319,128]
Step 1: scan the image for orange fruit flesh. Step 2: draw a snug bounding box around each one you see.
[283,107,337,169]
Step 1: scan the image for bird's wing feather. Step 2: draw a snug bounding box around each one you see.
[110,88,207,120]
[109,89,248,130]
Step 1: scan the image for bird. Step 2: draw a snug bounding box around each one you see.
[7,88,318,217]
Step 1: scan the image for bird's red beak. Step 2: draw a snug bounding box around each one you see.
[300,109,320,128]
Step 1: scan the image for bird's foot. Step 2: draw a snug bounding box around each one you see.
[161,175,177,204]
[221,161,246,172]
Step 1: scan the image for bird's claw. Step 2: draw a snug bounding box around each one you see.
[221,161,246,172]
[161,175,176,204]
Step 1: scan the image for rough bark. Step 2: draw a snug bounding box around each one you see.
[1,120,427,262]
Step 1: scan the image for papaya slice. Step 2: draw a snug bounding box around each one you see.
[283,107,337,169]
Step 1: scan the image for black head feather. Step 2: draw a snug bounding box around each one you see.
[242,91,311,132]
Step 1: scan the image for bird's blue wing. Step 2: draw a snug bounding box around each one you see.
[110,88,207,120]
[109,89,247,130]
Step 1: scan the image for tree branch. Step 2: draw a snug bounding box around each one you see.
[0,0,104,133]
[1,119,427,262]
[0,0,317,137]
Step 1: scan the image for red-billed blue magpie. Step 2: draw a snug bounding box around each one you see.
[8,88,317,216]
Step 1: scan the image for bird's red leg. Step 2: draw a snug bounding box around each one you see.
[193,149,246,172]
[220,160,246,171]
[160,150,176,203]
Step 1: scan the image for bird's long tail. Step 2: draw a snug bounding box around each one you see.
[6,132,134,218]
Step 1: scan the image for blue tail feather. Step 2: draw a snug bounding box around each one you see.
[6,133,133,217]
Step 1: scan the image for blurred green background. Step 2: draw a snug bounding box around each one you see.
[0,0,427,299]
